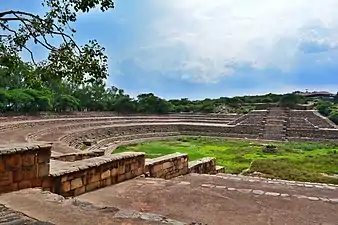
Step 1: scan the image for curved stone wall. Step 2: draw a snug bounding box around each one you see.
[0,109,338,160]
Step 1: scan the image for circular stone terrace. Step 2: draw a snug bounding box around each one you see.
[0,108,337,225]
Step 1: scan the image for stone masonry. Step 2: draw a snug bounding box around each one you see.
[0,144,51,194]
[44,152,145,197]
[145,153,189,179]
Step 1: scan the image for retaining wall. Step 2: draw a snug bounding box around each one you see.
[145,153,189,179]
[188,157,217,174]
[44,152,145,197]
[0,144,51,194]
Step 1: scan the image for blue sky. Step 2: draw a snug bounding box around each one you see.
[2,0,338,99]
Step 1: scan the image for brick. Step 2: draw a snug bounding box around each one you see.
[22,153,36,166]
[86,181,100,192]
[70,178,83,190]
[74,186,86,196]
[38,163,50,178]
[101,170,111,180]
[62,181,71,192]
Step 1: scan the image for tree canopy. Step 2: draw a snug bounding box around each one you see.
[0,0,114,84]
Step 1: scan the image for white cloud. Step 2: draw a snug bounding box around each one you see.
[126,0,338,83]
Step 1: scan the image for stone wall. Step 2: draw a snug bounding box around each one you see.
[44,152,145,197]
[51,150,105,162]
[0,144,51,194]
[188,157,217,174]
[145,153,189,179]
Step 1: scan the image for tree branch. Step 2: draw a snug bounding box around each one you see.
[0,23,37,65]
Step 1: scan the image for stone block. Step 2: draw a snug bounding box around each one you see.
[0,171,12,186]
[0,183,17,193]
[152,164,162,173]
[111,168,118,177]
[70,178,83,190]
[18,180,32,189]
[117,174,126,182]
[162,162,173,170]
[125,171,133,180]
[125,164,131,173]
[87,173,100,184]
[137,167,144,176]
[74,186,86,196]
[22,153,36,167]
[86,181,100,192]
[38,163,50,178]
[21,165,37,180]
[5,154,22,170]
[61,175,68,183]
[42,178,52,188]
[62,181,71,192]
[38,150,51,163]
[0,160,4,172]
[101,178,111,187]
[101,170,111,180]
[118,165,125,175]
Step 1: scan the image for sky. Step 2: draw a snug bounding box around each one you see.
[2,0,338,99]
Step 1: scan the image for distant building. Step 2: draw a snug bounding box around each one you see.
[294,91,335,100]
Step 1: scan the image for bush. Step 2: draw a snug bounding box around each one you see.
[328,110,338,124]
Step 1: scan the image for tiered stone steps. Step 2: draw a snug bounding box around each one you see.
[262,107,288,141]
[0,204,53,225]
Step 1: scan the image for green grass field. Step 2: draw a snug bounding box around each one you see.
[114,136,338,184]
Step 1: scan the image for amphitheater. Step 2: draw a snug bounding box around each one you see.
[0,107,338,224]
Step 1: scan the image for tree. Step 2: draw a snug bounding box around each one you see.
[0,0,114,84]
[329,110,338,124]
[278,94,304,108]
[316,101,333,116]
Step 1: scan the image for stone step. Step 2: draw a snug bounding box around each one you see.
[0,204,53,225]
[215,166,225,173]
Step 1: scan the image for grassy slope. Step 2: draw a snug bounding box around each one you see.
[114,136,338,184]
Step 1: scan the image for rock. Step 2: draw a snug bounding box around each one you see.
[263,145,278,154]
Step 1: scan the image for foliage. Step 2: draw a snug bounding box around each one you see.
[278,94,306,108]
[0,0,114,84]
[115,137,338,184]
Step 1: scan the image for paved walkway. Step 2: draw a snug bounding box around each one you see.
[79,174,338,225]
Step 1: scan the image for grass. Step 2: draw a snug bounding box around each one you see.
[114,136,338,184]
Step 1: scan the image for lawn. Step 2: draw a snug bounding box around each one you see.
[114,136,338,184]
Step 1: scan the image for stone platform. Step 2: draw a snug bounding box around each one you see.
[0,173,337,224]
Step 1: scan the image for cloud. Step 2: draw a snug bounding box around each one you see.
[121,0,338,83]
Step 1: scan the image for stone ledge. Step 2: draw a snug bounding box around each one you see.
[147,153,187,165]
[188,157,216,174]
[0,143,52,156]
[50,152,145,176]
